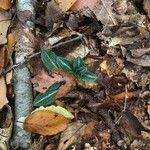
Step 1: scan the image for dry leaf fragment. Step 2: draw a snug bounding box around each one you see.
[31,69,77,98]
[24,110,68,136]
[55,0,77,12]
[0,77,8,110]
[0,11,11,44]
[71,0,97,11]
[57,122,86,150]
[0,0,13,10]
[0,47,5,74]
[143,0,150,19]
[0,105,13,150]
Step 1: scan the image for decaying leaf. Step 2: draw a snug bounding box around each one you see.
[0,47,5,74]
[0,105,13,150]
[119,111,144,138]
[143,0,150,19]
[24,110,68,136]
[55,0,77,12]
[57,122,86,150]
[71,0,97,11]
[35,105,74,119]
[5,32,17,65]
[32,69,77,98]
[0,77,8,110]
[0,11,11,44]
[0,0,13,10]
[94,0,117,25]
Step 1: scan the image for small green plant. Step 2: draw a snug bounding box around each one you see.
[33,49,97,107]
[41,49,97,82]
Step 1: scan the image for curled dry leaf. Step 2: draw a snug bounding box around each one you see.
[0,105,13,150]
[24,110,68,136]
[0,0,13,10]
[55,0,77,12]
[36,105,74,119]
[57,122,86,150]
[0,77,8,110]
[0,11,11,44]
[31,69,77,98]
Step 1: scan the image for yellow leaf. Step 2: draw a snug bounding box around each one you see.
[0,0,13,10]
[55,0,77,12]
[24,110,68,136]
[37,105,74,119]
[0,77,8,110]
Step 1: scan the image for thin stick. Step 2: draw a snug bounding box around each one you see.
[0,35,83,77]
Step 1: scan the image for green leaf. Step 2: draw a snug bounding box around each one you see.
[33,81,64,107]
[42,105,74,119]
[74,66,87,78]
[73,56,85,70]
[41,49,58,70]
[80,71,97,82]
[56,56,73,72]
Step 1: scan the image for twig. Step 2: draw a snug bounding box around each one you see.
[110,90,139,102]
[0,35,83,77]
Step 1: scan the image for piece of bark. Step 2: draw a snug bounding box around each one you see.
[11,0,35,149]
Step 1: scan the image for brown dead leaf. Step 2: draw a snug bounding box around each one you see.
[84,121,95,140]
[113,0,127,15]
[0,47,5,74]
[0,77,8,110]
[0,0,13,10]
[55,0,77,12]
[0,105,13,150]
[94,0,117,25]
[119,111,144,138]
[143,0,150,19]
[57,122,86,150]
[31,69,77,98]
[71,0,97,11]
[0,11,11,44]
[24,110,68,136]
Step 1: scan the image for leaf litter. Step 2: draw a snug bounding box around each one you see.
[0,0,150,149]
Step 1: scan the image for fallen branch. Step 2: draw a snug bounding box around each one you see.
[11,0,36,149]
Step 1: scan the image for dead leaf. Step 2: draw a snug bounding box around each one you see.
[6,32,17,55]
[24,110,68,136]
[93,0,117,25]
[0,11,11,44]
[0,77,8,110]
[55,0,77,12]
[84,121,95,140]
[119,111,144,138]
[143,0,150,19]
[0,105,13,150]
[0,47,5,74]
[100,55,124,76]
[57,122,86,150]
[71,0,97,11]
[31,69,77,98]
[113,0,127,15]
[0,0,13,10]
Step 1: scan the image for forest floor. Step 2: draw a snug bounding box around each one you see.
[0,0,150,150]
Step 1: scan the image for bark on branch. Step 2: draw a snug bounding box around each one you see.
[11,0,36,149]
